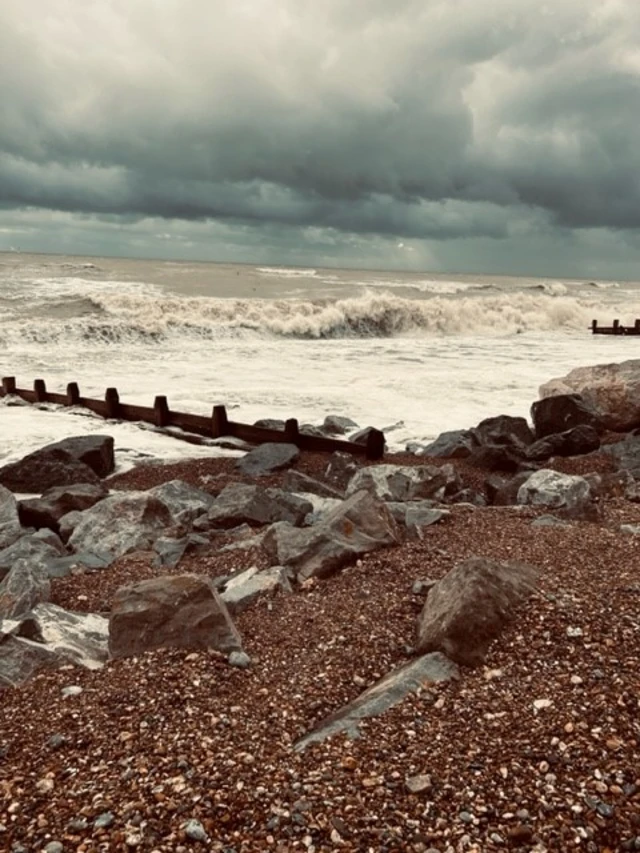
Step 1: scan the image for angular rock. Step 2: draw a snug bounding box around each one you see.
[18,483,109,532]
[517,469,599,520]
[109,574,242,659]
[0,485,22,551]
[471,414,534,448]
[253,418,285,431]
[235,442,299,477]
[467,443,529,473]
[417,557,539,666]
[0,559,50,619]
[152,533,209,569]
[206,483,312,529]
[416,429,476,459]
[531,393,605,438]
[0,531,66,583]
[350,426,384,446]
[0,636,59,688]
[525,425,600,461]
[322,415,359,435]
[386,502,449,539]
[346,464,461,502]
[147,479,215,526]
[603,435,640,474]
[281,470,344,500]
[52,434,115,478]
[68,492,173,560]
[262,489,400,581]
[539,360,640,431]
[324,452,359,490]
[0,447,101,493]
[11,603,109,669]
[485,472,533,506]
[58,510,84,543]
[294,652,459,750]
[221,566,292,614]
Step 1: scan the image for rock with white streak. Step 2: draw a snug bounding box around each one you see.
[68,492,173,560]
[346,464,461,502]
[7,603,109,668]
[0,530,66,582]
[221,566,292,614]
[517,469,599,520]
[0,559,50,619]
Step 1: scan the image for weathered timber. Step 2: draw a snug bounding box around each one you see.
[591,318,640,336]
[0,377,385,459]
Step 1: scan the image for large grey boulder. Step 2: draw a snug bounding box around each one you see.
[294,652,459,751]
[0,530,66,582]
[235,443,299,477]
[147,479,215,526]
[346,464,461,502]
[0,636,59,688]
[525,425,601,461]
[416,429,476,459]
[0,485,22,551]
[531,393,605,438]
[539,360,640,431]
[9,603,109,669]
[602,435,640,475]
[109,574,242,659]
[262,489,400,581]
[471,415,534,448]
[517,469,599,519]
[0,559,50,619]
[52,435,115,478]
[0,447,101,493]
[206,483,312,529]
[322,415,359,435]
[18,483,108,532]
[417,557,539,666]
[68,492,173,560]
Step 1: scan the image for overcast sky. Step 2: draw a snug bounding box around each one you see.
[1,0,640,278]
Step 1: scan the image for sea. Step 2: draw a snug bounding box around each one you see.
[1,251,639,473]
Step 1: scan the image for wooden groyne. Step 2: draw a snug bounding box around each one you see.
[0,377,385,460]
[591,319,640,336]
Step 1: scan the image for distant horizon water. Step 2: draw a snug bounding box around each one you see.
[1,251,639,474]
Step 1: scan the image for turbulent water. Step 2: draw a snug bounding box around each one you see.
[1,251,639,470]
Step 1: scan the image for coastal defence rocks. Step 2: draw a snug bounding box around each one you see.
[539,359,640,431]
[0,435,115,493]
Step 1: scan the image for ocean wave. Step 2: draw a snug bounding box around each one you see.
[0,290,625,347]
[257,267,318,278]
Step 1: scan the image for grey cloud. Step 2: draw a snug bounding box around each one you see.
[1,0,640,271]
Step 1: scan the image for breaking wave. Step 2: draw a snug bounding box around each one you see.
[0,290,621,348]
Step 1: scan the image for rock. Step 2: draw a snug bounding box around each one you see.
[294,652,459,750]
[52,434,115,477]
[324,452,359,490]
[0,559,50,619]
[322,415,359,435]
[152,533,209,569]
[350,426,384,446]
[0,531,66,582]
[184,819,208,842]
[539,360,640,431]
[10,603,109,669]
[147,479,214,526]
[68,492,173,560]
[108,574,242,659]
[603,434,640,474]
[417,557,539,666]
[0,485,22,551]
[0,635,59,688]
[281,470,344,499]
[531,393,605,438]
[206,483,312,530]
[485,472,538,506]
[531,514,571,528]
[262,489,400,581]
[471,414,534,448]
[252,418,285,431]
[467,444,529,473]
[517,469,599,520]
[416,429,476,459]
[412,578,437,595]
[525,425,601,461]
[235,442,299,477]
[18,483,108,532]
[58,510,84,543]
[386,502,449,539]
[346,464,461,502]
[228,650,251,669]
[45,551,113,578]
[221,565,292,613]
[0,446,103,493]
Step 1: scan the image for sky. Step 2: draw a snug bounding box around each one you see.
[1,0,640,278]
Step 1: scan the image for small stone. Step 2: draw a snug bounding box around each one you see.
[47,734,66,750]
[184,819,208,842]
[405,774,432,793]
[61,685,83,698]
[44,844,64,853]
[228,650,251,669]
[570,675,583,685]
[36,778,55,794]
[567,626,583,638]
[596,802,614,818]
[533,698,552,711]
[94,812,114,829]
[459,811,474,823]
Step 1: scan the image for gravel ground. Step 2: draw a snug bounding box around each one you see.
[1,450,639,852]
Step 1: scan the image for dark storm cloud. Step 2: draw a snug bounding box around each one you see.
[1,0,640,269]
